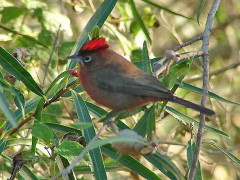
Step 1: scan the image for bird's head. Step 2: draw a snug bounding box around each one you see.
[68,38,109,67]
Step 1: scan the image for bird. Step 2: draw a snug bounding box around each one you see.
[68,37,215,116]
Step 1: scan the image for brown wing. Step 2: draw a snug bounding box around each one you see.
[94,66,173,99]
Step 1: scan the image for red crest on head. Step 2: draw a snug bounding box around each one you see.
[80,38,109,54]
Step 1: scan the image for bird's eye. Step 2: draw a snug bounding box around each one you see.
[83,56,92,63]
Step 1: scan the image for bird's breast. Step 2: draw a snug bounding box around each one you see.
[79,70,150,111]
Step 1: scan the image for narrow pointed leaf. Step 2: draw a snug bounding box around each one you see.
[0,47,43,96]
[101,144,161,180]
[196,0,207,25]
[209,142,240,164]
[0,90,17,127]
[187,140,202,180]
[71,90,107,180]
[133,107,151,137]
[67,0,118,69]
[45,123,83,135]
[180,82,240,106]
[142,41,152,73]
[129,0,151,43]
[145,152,184,180]
[31,123,53,144]
[0,139,6,155]
[166,106,229,137]
[45,70,70,95]
[140,0,192,20]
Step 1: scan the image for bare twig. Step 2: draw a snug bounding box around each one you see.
[52,116,119,180]
[8,81,79,136]
[153,35,203,76]
[188,0,222,179]
[173,35,203,52]
[185,61,240,83]
[0,24,48,48]
[43,25,61,85]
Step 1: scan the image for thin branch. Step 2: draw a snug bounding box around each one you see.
[52,117,119,180]
[0,24,48,48]
[153,35,203,76]
[173,35,203,52]
[43,25,61,85]
[185,61,240,83]
[188,0,222,179]
[8,81,79,136]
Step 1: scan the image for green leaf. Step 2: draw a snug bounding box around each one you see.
[140,0,192,20]
[132,106,155,140]
[145,152,184,180]
[187,140,202,180]
[44,122,82,136]
[89,25,100,39]
[10,87,25,118]
[166,106,229,137]
[31,123,53,144]
[162,59,190,87]
[0,71,11,88]
[38,29,54,46]
[101,144,161,180]
[71,122,93,130]
[0,121,6,129]
[0,47,44,96]
[85,101,108,118]
[180,82,240,106]
[6,138,33,147]
[129,0,151,43]
[67,0,118,69]
[55,141,85,162]
[1,7,26,24]
[34,97,45,121]
[21,165,39,180]
[31,137,38,155]
[146,105,155,141]
[142,41,152,73]
[74,164,126,174]
[0,89,17,127]
[15,97,40,121]
[57,155,77,180]
[208,142,240,164]
[0,139,6,155]
[196,0,207,25]
[71,90,107,180]
[61,84,84,98]
[133,107,150,137]
[42,103,63,123]
[58,41,75,61]
[45,70,69,95]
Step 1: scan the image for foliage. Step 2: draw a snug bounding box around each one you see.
[0,0,240,180]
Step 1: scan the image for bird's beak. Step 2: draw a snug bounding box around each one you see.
[68,54,84,66]
[68,54,80,60]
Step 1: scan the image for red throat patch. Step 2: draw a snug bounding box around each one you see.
[80,38,109,53]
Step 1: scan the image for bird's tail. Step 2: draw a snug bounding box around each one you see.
[170,97,215,116]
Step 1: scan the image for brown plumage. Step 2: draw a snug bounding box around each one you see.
[69,38,215,116]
